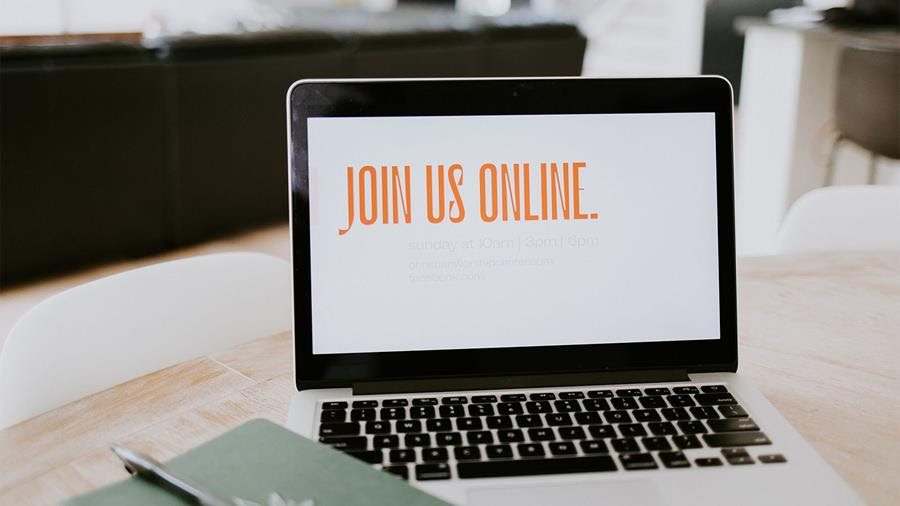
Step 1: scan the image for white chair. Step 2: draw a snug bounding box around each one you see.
[776,185,900,254]
[0,252,292,429]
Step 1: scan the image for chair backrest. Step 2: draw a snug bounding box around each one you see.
[0,252,292,429]
[776,185,900,254]
[835,44,900,160]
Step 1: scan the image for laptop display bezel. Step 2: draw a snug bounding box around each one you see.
[288,77,737,390]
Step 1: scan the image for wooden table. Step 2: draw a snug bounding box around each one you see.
[2,253,898,505]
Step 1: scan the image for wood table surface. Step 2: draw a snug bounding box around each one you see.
[1,253,898,505]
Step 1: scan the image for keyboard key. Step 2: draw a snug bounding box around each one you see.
[439,405,466,418]
[611,438,639,453]
[366,421,391,434]
[695,393,737,405]
[587,390,614,398]
[320,436,366,451]
[611,397,638,410]
[558,426,587,440]
[416,463,451,480]
[589,425,617,439]
[559,391,585,399]
[677,420,707,434]
[410,406,435,419]
[498,429,525,443]
[515,414,543,427]
[352,400,378,408]
[468,431,494,444]
[501,393,527,402]
[726,454,755,465]
[695,457,723,467]
[457,456,617,478]
[380,407,406,420]
[666,395,695,408]
[616,389,642,397]
[704,432,771,447]
[672,434,702,449]
[700,385,728,393]
[350,409,376,422]
[457,417,483,431]
[322,401,348,410]
[648,422,677,436]
[389,449,416,463]
[575,412,603,425]
[404,433,431,447]
[382,399,408,407]
[632,409,661,422]
[396,420,421,433]
[486,445,514,459]
[468,404,495,417]
[644,387,670,396]
[619,453,657,470]
[618,424,647,438]
[641,437,671,451]
[673,386,699,394]
[412,397,438,406]
[583,399,610,411]
[661,407,690,421]
[442,396,468,405]
[383,465,408,480]
[427,419,452,432]
[373,435,399,448]
[528,428,555,441]
[472,395,497,403]
[549,442,577,456]
[526,401,552,414]
[638,396,667,409]
[546,413,573,426]
[319,422,360,437]
[320,410,345,423]
[422,447,449,462]
[436,432,462,446]
[759,454,787,464]
[530,392,556,401]
[722,447,749,458]
[487,416,513,429]
[604,410,632,424]
[517,443,545,458]
[690,407,719,420]
[454,446,482,461]
[707,418,758,432]
[346,450,383,464]
[580,440,609,454]
[718,404,748,418]
[658,451,691,468]
[554,400,582,413]
[497,402,524,415]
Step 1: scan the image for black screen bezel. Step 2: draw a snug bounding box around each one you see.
[288,77,737,390]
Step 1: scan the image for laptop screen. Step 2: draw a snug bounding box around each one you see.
[306,112,720,355]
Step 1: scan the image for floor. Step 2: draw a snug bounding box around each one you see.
[0,224,291,350]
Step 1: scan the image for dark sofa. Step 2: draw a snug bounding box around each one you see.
[0,6,586,285]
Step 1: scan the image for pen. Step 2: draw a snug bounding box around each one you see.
[111,444,234,506]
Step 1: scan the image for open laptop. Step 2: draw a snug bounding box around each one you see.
[285,77,859,505]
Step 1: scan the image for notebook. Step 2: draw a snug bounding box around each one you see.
[64,418,451,506]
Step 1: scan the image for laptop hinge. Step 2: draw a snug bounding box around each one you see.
[352,369,690,396]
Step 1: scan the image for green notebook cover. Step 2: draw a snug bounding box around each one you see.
[64,419,451,506]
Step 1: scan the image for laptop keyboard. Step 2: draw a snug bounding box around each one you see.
[315,384,786,481]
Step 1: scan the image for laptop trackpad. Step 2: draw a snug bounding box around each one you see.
[467,479,664,506]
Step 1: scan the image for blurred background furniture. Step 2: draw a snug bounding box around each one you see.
[776,185,900,253]
[0,252,291,429]
[735,19,900,256]
[0,5,586,285]
[824,44,900,185]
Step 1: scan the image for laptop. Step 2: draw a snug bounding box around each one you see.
[285,77,860,505]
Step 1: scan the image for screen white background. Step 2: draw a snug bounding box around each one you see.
[307,113,720,354]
